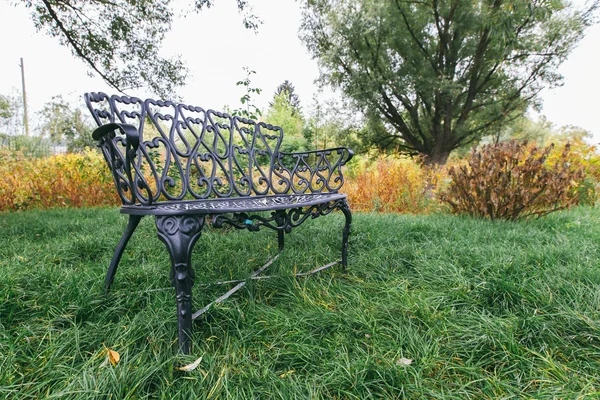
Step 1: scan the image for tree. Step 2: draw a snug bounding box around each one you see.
[266,91,307,152]
[14,0,259,98]
[232,67,263,121]
[269,80,302,116]
[480,113,593,147]
[0,92,53,157]
[486,114,554,145]
[0,95,11,120]
[39,95,95,152]
[0,92,23,136]
[300,0,598,165]
[304,95,370,152]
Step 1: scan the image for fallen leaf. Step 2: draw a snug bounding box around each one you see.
[279,370,295,378]
[103,345,120,366]
[396,357,412,366]
[176,356,203,372]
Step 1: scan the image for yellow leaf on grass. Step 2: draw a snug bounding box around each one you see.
[279,370,295,378]
[108,349,120,366]
[103,345,120,366]
[176,356,203,372]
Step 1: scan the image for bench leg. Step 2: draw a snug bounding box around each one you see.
[277,231,285,253]
[340,200,352,271]
[274,210,286,252]
[155,215,204,354]
[278,230,285,252]
[105,214,143,294]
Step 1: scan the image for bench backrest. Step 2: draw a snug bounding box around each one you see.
[85,92,350,206]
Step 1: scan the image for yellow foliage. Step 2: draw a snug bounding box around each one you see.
[344,139,600,216]
[343,155,446,214]
[0,149,119,212]
[546,138,600,205]
[3,139,598,216]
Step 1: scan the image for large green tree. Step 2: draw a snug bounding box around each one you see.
[301,0,597,164]
[15,0,259,97]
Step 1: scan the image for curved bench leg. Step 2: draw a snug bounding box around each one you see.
[105,214,143,294]
[340,200,352,271]
[156,215,204,355]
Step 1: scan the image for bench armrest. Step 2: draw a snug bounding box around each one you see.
[92,122,139,148]
[275,147,354,194]
[92,122,147,204]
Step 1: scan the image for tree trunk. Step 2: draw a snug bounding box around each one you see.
[422,146,450,200]
[424,145,451,166]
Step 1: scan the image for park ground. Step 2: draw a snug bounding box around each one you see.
[1,206,599,398]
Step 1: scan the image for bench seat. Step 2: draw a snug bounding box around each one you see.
[121,193,346,215]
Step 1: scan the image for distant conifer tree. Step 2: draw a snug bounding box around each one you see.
[269,80,301,116]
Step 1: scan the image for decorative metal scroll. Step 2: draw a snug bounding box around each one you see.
[84,92,353,206]
[211,198,348,233]
[153,193,342,213]
[276,149,353,194]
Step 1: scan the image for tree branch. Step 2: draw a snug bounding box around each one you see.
[40,0,125,93]
[395,0,439,73]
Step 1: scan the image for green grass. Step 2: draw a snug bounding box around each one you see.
[1,206,599,399]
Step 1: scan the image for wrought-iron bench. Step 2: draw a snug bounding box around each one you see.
[84,92,353,354]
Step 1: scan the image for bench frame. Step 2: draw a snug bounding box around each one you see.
[85,92,353,354]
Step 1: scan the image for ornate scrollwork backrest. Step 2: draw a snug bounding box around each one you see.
[85,92,286,205]
[85,92,351,206]
[275,148,353,195]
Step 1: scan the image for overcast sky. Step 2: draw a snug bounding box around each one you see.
[1,0,599,141]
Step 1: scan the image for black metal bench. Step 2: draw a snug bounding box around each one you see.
[84,92,353,354]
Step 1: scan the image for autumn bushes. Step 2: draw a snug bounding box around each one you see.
[343,156,443,214]
[441,141,587,220]
[1,140,599,220]
[345,139,600,220]
[0,149,118,211]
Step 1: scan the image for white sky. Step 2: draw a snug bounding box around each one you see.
[0,0,599,141]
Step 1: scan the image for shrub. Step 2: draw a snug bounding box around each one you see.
[546,138,600,206]
[440,140,585,221]
[344,155,444,214]
[0,149,119,212]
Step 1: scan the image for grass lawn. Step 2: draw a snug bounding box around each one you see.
[1,206,599,399]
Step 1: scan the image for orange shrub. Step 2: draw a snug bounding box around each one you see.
[343,156,445,214]
[440,140,585,221]
[0,149,119,212]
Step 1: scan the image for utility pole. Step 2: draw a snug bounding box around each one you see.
[315,106,319,150]
[313,94,320,150]
[19,58,30,136]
